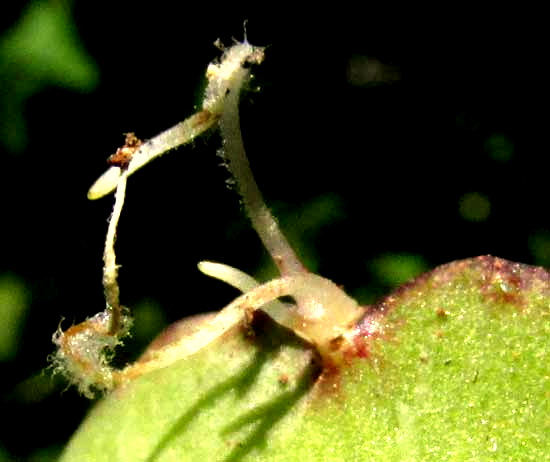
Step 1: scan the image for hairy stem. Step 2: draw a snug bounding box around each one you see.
[220,67,305,276]
[120,271,362,381]
[103,169,128,334]
[88,111,219,200]
[119,275,305,380]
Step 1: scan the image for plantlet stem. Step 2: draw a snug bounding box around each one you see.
[87,112,219,200]
[121,272,362,380]
[121,275,307,378]
[197,260,290,327]
[219,63,305,276]
[103,169,128,334]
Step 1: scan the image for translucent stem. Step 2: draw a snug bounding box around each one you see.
[220,66,305,276]
[88,111,219,200]
[119,272,363,380]
[120,275,304,379]
[197,260,290,325]
[103,170,128,334]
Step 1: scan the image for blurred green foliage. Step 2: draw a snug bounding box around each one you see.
[458,192,491,223]
[0,0,98,152]
[528,230,550,267]
[484,133,514,163]
[369,252,429,288]
[0,273,28,361]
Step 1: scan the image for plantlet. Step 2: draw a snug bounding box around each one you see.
[51,35,365,398]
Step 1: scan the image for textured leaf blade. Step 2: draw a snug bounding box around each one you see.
[61,257,550,461]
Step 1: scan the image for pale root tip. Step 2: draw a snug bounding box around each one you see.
[197,261,220,275]
[87,166,121,200]
[197,261,259,293]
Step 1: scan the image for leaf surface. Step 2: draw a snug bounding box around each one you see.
[61,256,550,461]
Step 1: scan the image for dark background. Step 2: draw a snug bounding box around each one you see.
[1,2,547,459]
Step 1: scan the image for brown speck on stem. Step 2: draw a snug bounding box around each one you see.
[278,374,289,385]
[192,109,218,128]
[328,335,345,352]
[436,307,449,318]
[107,133,142,169]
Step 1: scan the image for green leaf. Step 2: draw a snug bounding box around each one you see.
[60,256,550,461]
[0,273,29,361]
